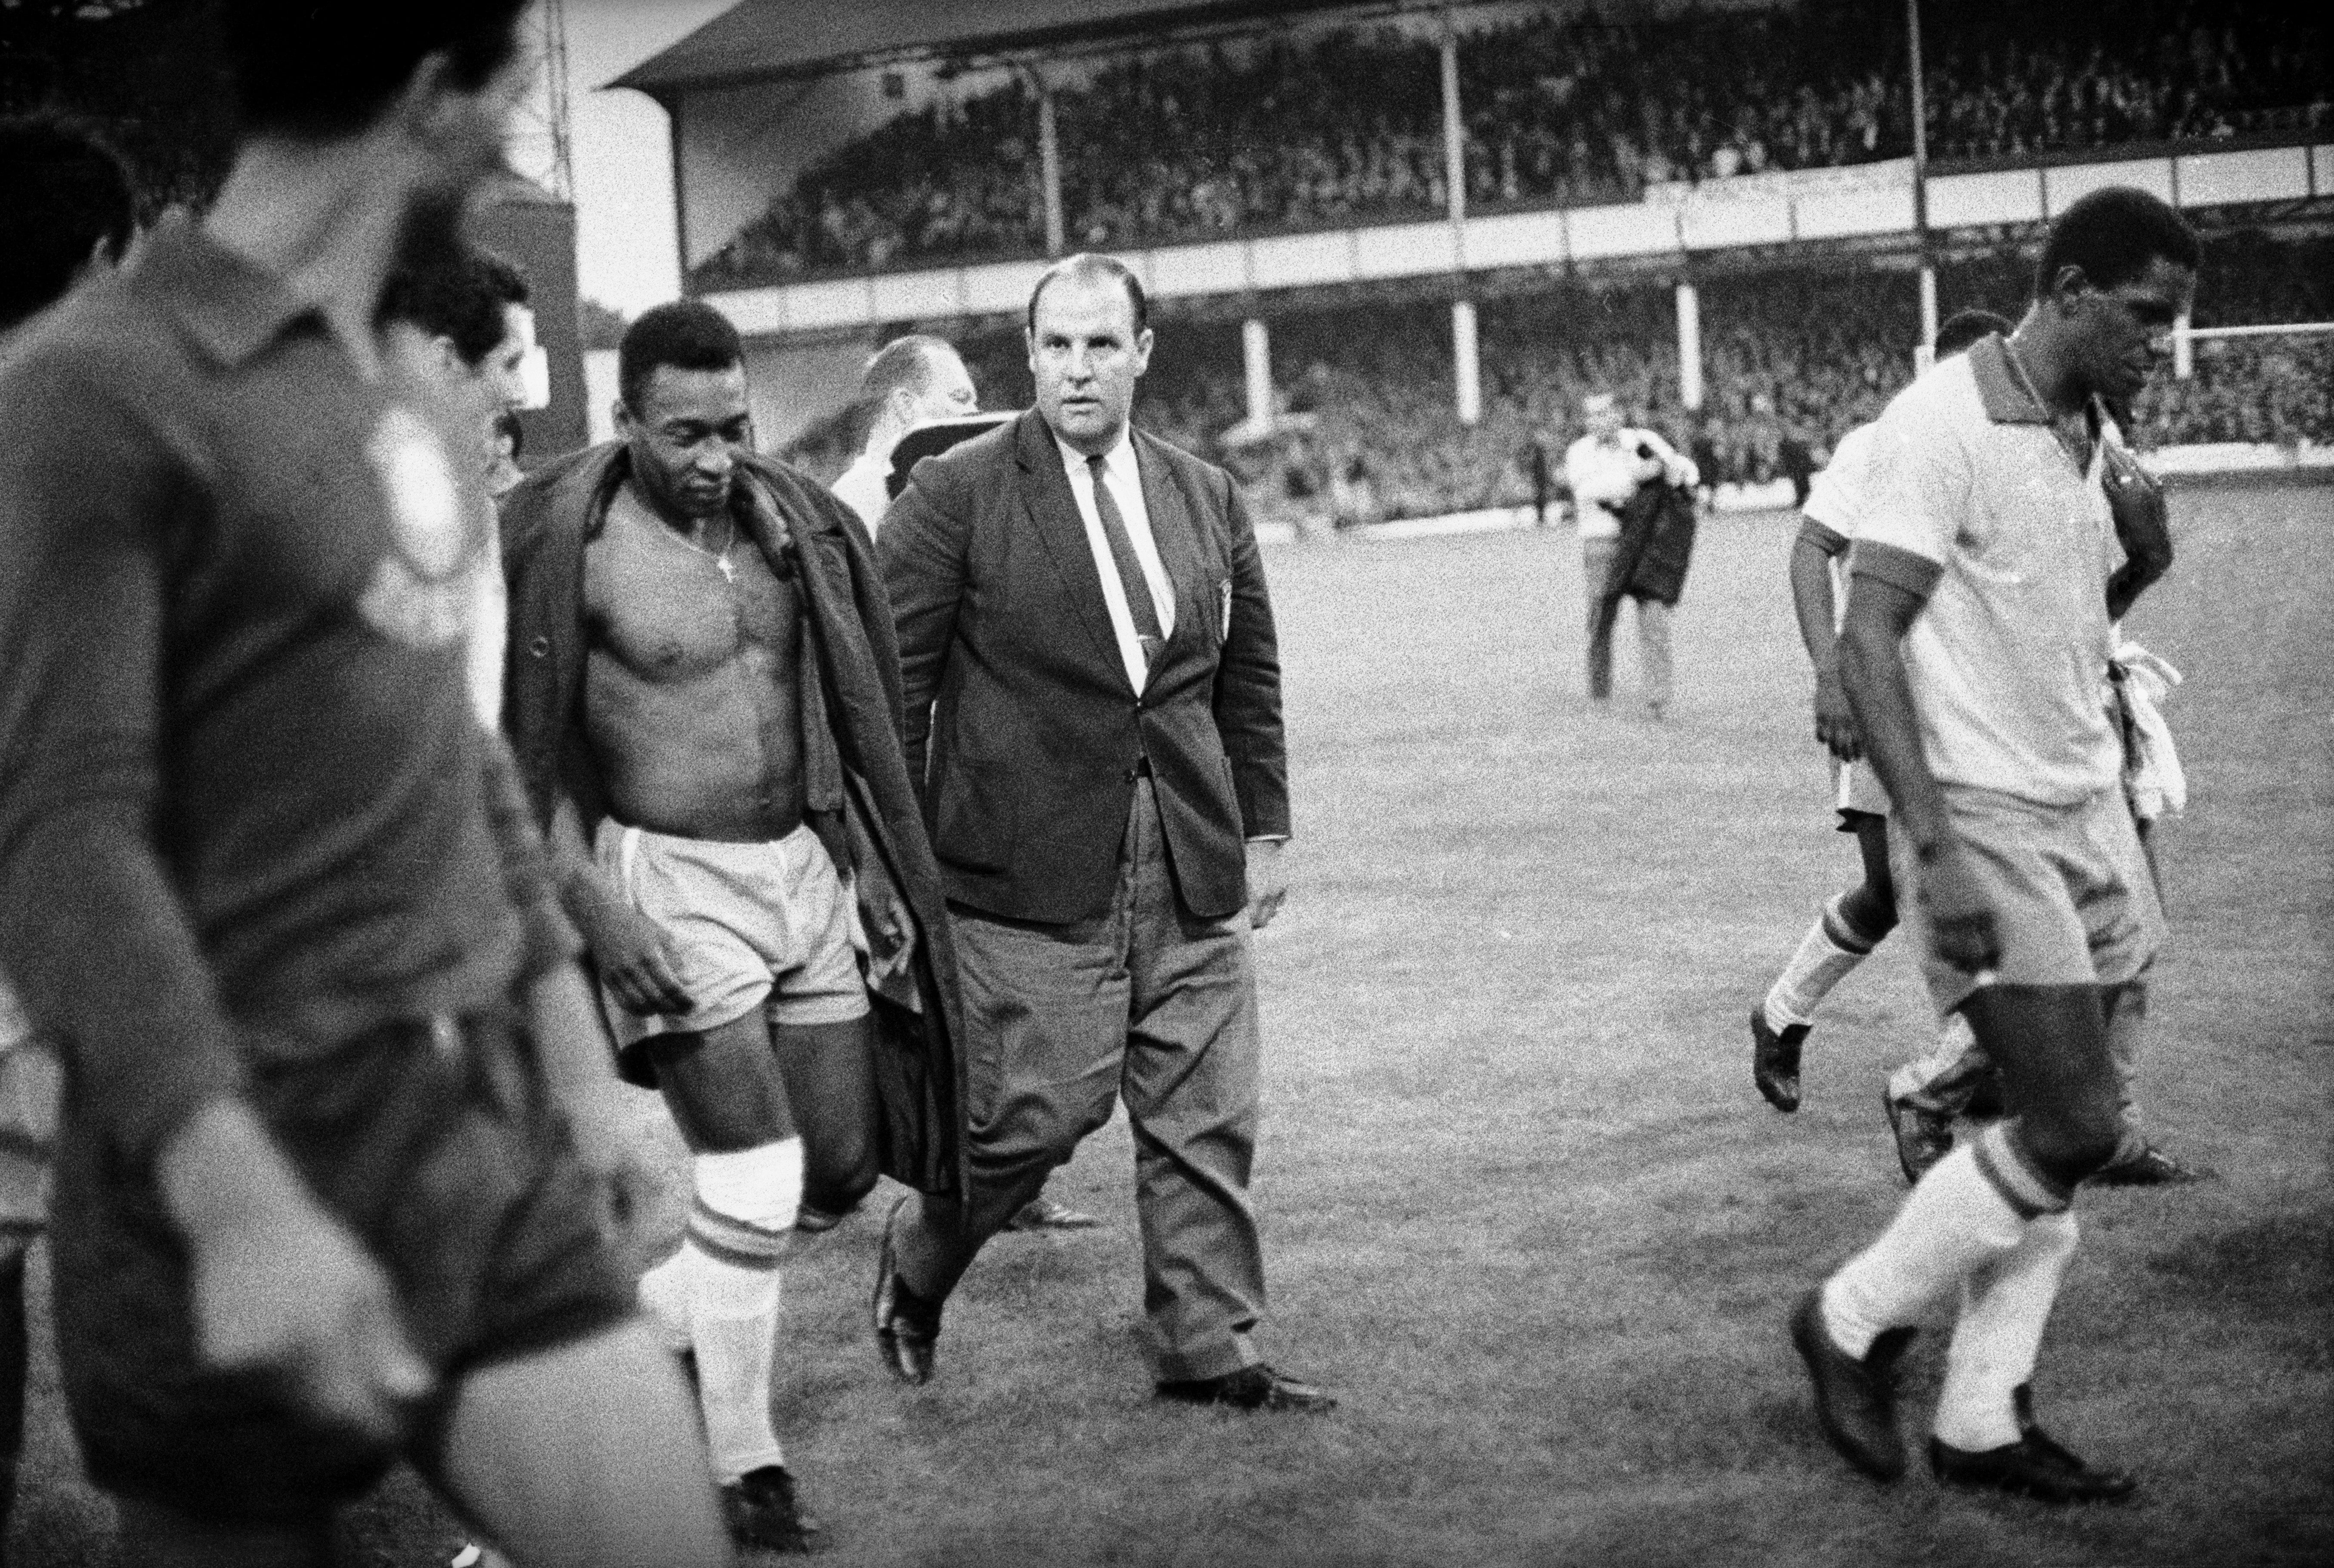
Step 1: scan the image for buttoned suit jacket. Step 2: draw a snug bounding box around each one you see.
[878,409,1288,925]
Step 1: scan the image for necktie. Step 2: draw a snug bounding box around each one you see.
[1087,455,1164,671]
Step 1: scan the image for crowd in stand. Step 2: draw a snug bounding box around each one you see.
[694,0,2328,288]
[801,232,2319,529]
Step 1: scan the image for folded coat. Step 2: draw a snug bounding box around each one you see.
[1605,479,1699,608]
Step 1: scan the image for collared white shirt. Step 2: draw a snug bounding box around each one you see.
[1856,341,2121,805]
[1563,427,1694,538]
[831,446,892,535]
[1057,427,1176,692]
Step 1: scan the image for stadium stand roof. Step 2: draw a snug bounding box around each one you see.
[614,0,1378,94]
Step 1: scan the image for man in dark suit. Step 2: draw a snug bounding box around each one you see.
[873,254,1332,1412]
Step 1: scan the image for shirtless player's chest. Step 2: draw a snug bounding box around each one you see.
[585,486,796,678]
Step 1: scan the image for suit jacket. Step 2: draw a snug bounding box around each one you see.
[497,444,969,1200]
[879,410,1288,925]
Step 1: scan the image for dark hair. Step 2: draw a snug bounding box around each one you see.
[1026,253,1148,338]
[0,115,137,331]
[376,244,530,367]
[2033,187,2200,301]
[618,300,743,412]
[1934,308,2014,358]
[220,0,531,141]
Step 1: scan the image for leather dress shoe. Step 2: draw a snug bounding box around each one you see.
[1929,1404,2137,1504]
[1882,1089,1955,1184]
[872,1196,941,1385]
[1752,1008,1808,1112]
[721,1464,824,1552]
[1156,1363,1337,1413]
[2090,1145,2212,1187]
[1791,1287,1916,1480]
[1003,1195,1103,1231]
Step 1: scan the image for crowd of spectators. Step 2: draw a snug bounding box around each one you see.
[791,232,2323,527]
[694,0,2328,288]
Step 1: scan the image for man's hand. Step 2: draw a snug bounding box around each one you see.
[1812,665,1861,761]
[1244,839,1289,930]
[2102,444,2172,594]
[1915,837,2002,977]
[159,1099,433,1446]
[578,900,692,1017]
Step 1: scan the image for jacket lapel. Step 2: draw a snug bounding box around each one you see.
[1013,411,1127,689]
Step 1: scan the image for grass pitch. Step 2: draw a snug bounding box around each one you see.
[12,481,2331,1566]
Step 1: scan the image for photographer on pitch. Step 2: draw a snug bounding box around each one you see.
[1564,391,1700,718]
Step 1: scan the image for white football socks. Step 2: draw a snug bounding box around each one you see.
[1764,895,1877,1032]
[1933,1211,2079,1452]
[1820,1141,2032,1359]
[638,1138,804,1483]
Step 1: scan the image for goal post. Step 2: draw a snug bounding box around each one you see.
[2174,317,2334,379]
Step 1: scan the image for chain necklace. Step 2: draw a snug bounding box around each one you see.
[668,511,738,582]
[2001,333,2094,473]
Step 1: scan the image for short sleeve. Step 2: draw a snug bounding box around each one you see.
[1803,423,1876,540]
[1854,389,1969,569]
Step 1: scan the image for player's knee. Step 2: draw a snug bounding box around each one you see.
[802,1139,879,1218]
[2018,1092,2124,1185]
[1838,884,1897,943]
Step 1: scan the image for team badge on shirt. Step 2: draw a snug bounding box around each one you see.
[356,405,474,648]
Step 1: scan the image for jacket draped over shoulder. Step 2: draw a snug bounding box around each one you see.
[498,444,967,1201]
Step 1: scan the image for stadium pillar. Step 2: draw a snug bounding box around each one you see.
[1917,265,1938,374]
[1452,300,1480,426]
[1439,23,1466,229]
[1243,319,1273,429]
[1034,71,1065,256]
[2174,309,2193,379]
[1675,282,1703,412]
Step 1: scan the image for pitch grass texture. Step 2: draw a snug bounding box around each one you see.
[12,484,2331,1566]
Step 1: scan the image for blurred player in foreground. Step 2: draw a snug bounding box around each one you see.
[1791,187,2197,1503]
[0,5,732,1562]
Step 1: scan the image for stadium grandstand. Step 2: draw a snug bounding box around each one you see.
[622,0,2332,525]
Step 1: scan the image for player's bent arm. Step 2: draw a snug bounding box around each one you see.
[1839,546,2000,974]
[1837,550,1946,852]
[0,374,244,1164]
[544,794,691,1017]
[1788,518,1850,669]
[0,366,425,1436]
[1790,520,1860,759]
